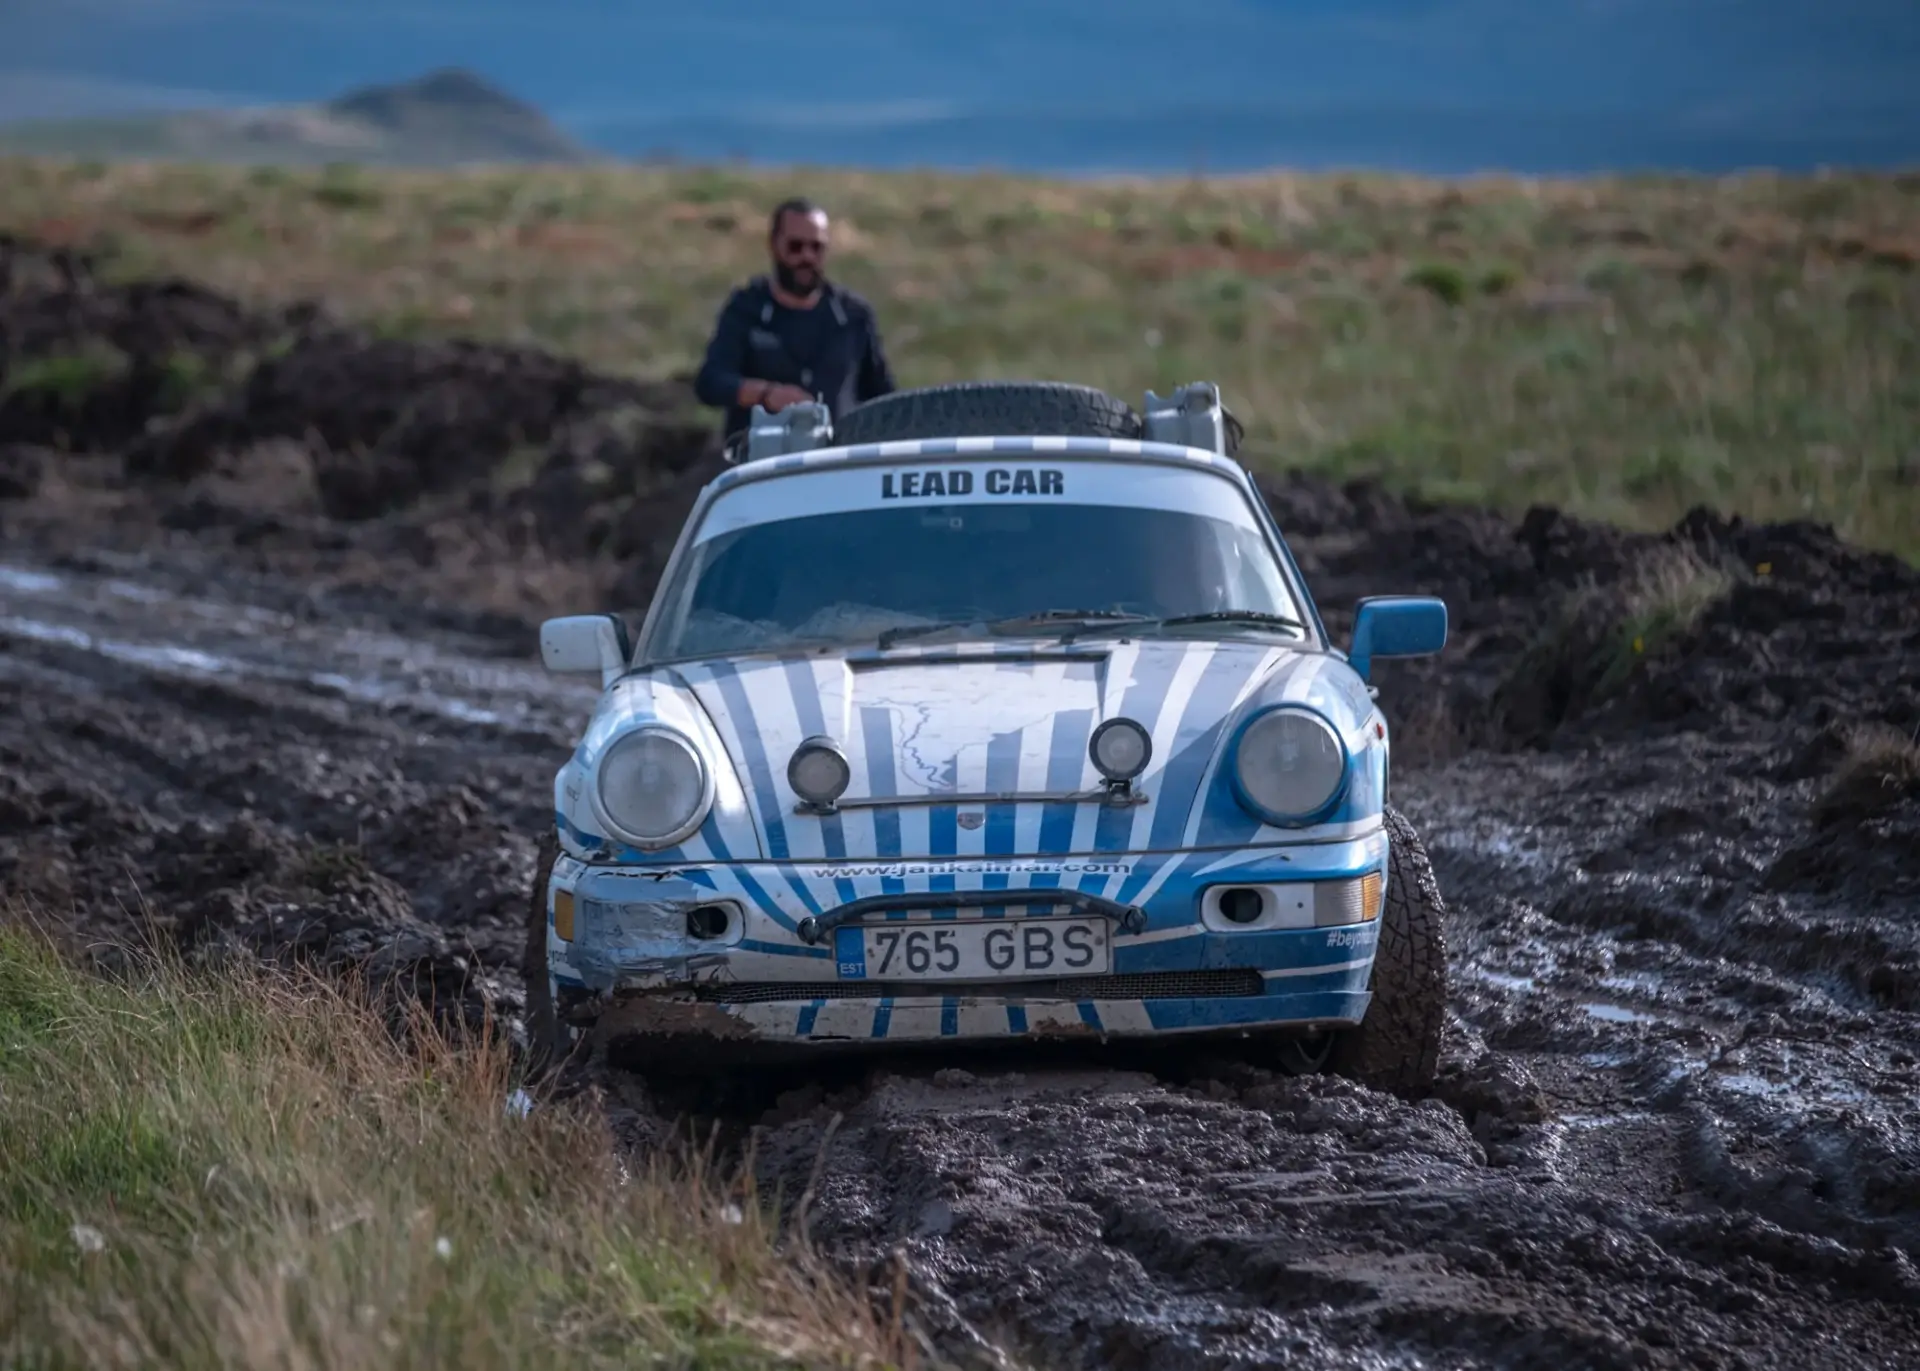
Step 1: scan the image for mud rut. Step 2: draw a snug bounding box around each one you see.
[5,246,1919,1368]
[5,541,1917,1371]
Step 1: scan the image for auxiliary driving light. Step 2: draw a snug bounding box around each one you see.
[788,735,852,808]
[1090,717,1153,782]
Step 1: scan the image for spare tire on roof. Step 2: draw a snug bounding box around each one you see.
[833,380,1142,445]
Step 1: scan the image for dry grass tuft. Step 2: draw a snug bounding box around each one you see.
[0,922,921,1370]
[1590,542,1733,699]
[1816,724,1920,825]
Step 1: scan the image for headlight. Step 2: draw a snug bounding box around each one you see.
[1090,717,1152,781]
[788,735,851,808]
[1231,706,1349,824]
[593,725,712,849]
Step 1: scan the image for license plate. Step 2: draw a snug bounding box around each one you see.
[835,918,1111,981]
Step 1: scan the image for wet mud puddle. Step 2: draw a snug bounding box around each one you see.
[0,560,597,741]
[5,559,1919,1371]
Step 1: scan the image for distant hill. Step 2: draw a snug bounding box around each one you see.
[0,69,591,167]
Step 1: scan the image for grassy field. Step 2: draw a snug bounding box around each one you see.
[0,927,912,1370]
[3,157,1917,558]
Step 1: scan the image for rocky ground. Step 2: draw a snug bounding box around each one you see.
[4,239,1918,1369]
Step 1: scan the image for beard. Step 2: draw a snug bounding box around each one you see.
[774,260,821,295]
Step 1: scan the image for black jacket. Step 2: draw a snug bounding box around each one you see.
[693,276,896,439]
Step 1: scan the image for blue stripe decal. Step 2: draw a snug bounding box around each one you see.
[1091,645,1190,855]
[700,818,803,935]
[980,724,1025,884]
[928,735,960,890]
[1077,1002,1103,1031]
[797,1001,823,1035]
[1036,707,1094,858]
[941,999,959,1036]
[782,658,857,905]
[1007,1005,1029,1033]
[649,807,793,936]
[555,813,796,929]
[553,807,717,878]
[1129,649,1279,897]
[706,662,791,862]
[871,998,893,1038]
[1143,991,1364,1031]
[859,706,907,885]
[700,663,831,924]
[1115,849,1204,935]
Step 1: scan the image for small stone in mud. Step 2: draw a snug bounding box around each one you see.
[914,1199,956,1237]
[932,1068,977,1088]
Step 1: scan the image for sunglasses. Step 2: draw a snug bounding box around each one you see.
[780,237,827,257]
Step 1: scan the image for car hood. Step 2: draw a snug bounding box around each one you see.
[589,637,1380,863]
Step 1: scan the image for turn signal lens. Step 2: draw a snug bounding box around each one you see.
[552,888,575,942]
[1359,871,1383,922]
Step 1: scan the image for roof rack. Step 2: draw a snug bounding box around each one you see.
[731,382,1234,464]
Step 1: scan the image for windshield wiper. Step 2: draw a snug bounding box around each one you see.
[1062,610,1309,642]
[877,610,1149,651]
[875,619,985,650]
[985,609,1152,634]
[1154,610,1307,633]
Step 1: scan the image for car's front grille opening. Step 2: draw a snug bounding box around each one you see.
[695,968,1264,1004]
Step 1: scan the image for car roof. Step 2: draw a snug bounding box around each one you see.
[706,435,1251,498]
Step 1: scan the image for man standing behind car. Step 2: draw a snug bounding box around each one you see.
[694,197,896,445]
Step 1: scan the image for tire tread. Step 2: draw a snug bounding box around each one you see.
[1327,805,1449,1094]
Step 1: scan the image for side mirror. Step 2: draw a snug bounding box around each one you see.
[1347,596,1447,681]
[540,614,632,688]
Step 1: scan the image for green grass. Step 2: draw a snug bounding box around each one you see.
[2,157,1917,559]
[0,926,912,1370]
[0,344,130,411]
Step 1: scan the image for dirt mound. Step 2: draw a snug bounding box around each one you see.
[1,236,721,629]
[126,331,695,521]
[0,233,310,453]
[1263,476,1920,760]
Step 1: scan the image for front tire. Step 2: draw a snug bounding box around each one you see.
[1326,805,1449,1095]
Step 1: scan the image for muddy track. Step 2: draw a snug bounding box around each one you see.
[6,539,1916,1369]
[5,247,1920,1368]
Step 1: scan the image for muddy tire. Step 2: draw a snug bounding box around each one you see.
[833,381,1141,445]
[521,830,573,1072]
[1326,805,1448,1096]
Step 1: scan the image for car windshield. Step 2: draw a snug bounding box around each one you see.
[648,494,1304,660]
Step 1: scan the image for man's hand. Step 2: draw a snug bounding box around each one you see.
[740,381,814,413]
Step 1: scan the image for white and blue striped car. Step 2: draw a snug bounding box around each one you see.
[525,382,1452,1091]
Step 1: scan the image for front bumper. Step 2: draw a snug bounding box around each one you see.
[543,833,1387,1053]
